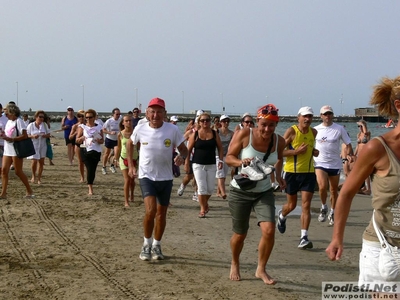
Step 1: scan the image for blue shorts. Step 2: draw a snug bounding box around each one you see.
[315,167,340,176]
[105,138,117,149]
[284,172,316,195]
[139,177,173,206]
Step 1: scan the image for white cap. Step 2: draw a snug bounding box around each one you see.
[242,112,252,119]
[220,114,230,121]
[298,106,314,116]
[196,109,204,116]
[67,106,74,110]
[170,116,179,122]
[320,105,334,114]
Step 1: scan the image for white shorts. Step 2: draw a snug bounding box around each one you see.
[192,163,216,195]
[215,156,230,179]
[359,239,389,285]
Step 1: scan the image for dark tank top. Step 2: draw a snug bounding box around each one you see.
[192,130,217,165]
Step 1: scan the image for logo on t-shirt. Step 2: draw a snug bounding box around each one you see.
[164,139,171,148]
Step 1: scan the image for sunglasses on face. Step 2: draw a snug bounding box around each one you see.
[86,116,94,119]
[68,109,73,111]
[133,111,139,113]
[261,108,278,116]
[243,120,254,125]
[77,115,84,118]
[322,112,333,116]
[38,116,45,119]
[199,119,211,123]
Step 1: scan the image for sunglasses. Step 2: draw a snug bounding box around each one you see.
[358,125,362,128]
[199,119,211,123]
[38,116,45,119]
[115,113,121,116]
[261,108,278,116]
[86,116,94,119]
[322,112,333,116]
[243,120,254,125]
[67,109,73,111]
[77,115,84,118]
[133,110,139,113]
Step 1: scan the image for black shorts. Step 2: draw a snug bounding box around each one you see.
[65,137,76,146]
[315,167,340,177]
[105,138,118,149]
[284,172,316,195]
[139,178,173,206]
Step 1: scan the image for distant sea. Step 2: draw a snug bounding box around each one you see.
[50,120,391,149]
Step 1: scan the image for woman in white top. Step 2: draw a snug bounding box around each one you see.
[76,109,104,195]
[0,103,34,199]
[26,110,51,184]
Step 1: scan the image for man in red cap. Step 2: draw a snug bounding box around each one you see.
[127,97,188,261]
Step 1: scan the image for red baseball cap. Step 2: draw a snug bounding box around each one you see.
[148,97,165,109]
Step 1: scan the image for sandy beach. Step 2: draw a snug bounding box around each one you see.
[0,136,372,299]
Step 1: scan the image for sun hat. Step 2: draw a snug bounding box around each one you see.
[196,109,204,116]
[242,112,252,119]
[148,97,165,109]
[170,116,179,122]
[298,106,314,116]
[67,106,74,110]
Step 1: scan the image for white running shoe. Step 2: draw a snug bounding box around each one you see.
[253,156,275,175]
[318,208,328,222]
[110,164,116,173]
[241,164,267,181]
[177,183,186,196]
[328,213,334,226]
[192,192,198,202]
[102,167,107,175]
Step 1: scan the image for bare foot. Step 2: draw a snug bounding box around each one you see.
[129,197,134,202]
[124,202,130,207]
[255,268,277,285]
[37,180,41,185]
[30,178,35,183]
[50,161,54,165]
[230,263,241,281]
[79,178,85,183]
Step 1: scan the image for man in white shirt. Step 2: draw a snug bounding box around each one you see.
[127,97,188,261]
[314,105,354,226]
[0,103,9,176]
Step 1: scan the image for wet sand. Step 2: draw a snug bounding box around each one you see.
[0,137,372,299]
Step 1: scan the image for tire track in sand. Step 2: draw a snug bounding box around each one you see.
[29,198,146,300]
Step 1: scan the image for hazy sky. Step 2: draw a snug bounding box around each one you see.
[2,0,400,116]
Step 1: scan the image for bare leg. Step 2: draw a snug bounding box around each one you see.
[328,175,340,209]
[300,191,314,231]
[230,232,246,281]
[0,156,12,198]
[13,157,33,196]
[31,160,37,182]
[143,196,157,238]
[315,169,328,206]
[122,169,130,207]
[255,222,277,285]
[37,158,45,184]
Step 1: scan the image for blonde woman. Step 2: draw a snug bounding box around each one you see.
[186,112,223,217]
[115,114,138,207]
[327,75,400,285]
[26,110,51,184]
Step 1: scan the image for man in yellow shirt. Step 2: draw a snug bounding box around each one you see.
[277,106,319,249]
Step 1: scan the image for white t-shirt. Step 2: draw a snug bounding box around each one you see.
[26,121,50,159]
[80,124,103,153]
[314,122,351,169]
[131,122,185,181]
[103,117,121,141]
[4,118,27,157]
[137,118,149,125]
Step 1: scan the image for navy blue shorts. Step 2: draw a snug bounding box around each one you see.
[284,172,316,195]
[139,178,173,206]
[105,137,118,149]
[315,167,340,177]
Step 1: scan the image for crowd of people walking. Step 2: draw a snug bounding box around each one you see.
[3,74,400,289]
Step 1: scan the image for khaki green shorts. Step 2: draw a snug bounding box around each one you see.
[228,187,275,234]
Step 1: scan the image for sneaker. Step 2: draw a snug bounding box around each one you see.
[177,183,186,196]
[241,164,267,181]
[328,213,334,226]
[139,245,152,261]
[151,244,165,260]
[253,156,275,175]
[277,209,286,234]
[192,192,198,202]
[110,164,116,173]
[318,208,328,222]
[298,236,313,249]
[102,167,107,175]
[271,182,280,192]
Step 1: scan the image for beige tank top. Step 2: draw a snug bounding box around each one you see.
[363,137,400,247]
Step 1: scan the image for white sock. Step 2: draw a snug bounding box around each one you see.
[330,208,334,214]
[279,212,286,220]
[144,237,153,246]
[301,229,308,238]
[152,239,161,246]
[322,204,328,210]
